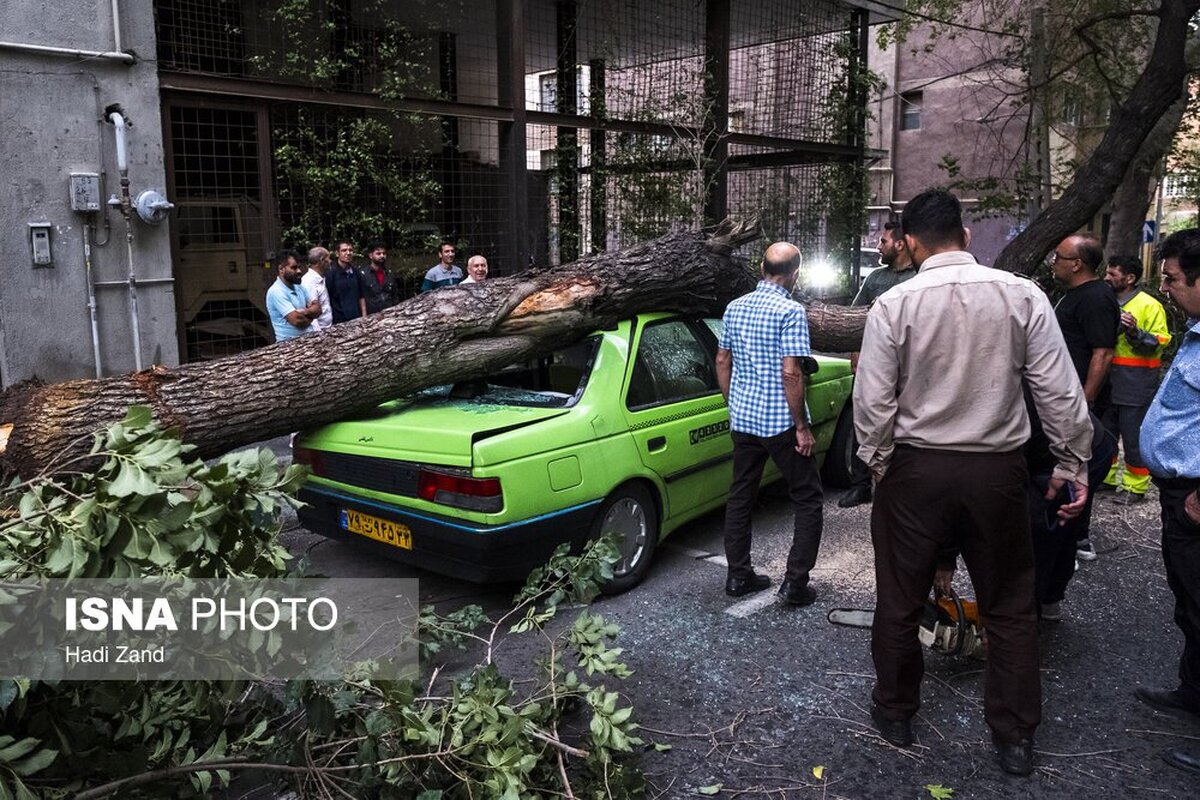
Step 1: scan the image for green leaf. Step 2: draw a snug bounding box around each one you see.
[124,406,153,429]
[697,785,723,796]
[0,681,18,712]
[925,786,954,800]
[0,738,39,762]
[10,747,58,777]
[44,536,74,574]
[108,461,158,498]
[653,742,672,752]
[12,777,36,800]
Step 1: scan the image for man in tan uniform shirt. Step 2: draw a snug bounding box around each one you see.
[853,190,1092,776]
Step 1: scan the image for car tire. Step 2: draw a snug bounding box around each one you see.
[822,403,855,489]
[593,483,659,595]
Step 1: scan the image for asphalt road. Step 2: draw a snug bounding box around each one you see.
[260,436,1199,799]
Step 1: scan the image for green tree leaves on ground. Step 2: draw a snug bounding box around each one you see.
[0,410,644,798]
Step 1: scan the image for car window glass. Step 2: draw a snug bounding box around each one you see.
[426,336,599,409]
[627,320,719,410]
[702,318,723,341]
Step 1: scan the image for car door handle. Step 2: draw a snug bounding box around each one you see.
[647,436,666,452]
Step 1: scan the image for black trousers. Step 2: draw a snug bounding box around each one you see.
[849,444,872,490]
[1155,477,1200,705]
[1032,430,1117,604]
[723,427,823,583]
[872,446,1040,743]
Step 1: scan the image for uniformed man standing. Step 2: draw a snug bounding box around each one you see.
[1100,254,1172,503]
[1134,228,1200,777]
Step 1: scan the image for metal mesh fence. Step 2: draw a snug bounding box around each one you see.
[155,0,867,359]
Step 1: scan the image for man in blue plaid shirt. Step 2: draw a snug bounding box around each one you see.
[715,242,824,605]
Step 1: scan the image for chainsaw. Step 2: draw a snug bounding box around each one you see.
[828,588,987,660]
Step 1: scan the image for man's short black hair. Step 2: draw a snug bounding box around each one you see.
[367,240,387,253]
[439,240,456,251]
[900,190,964,250]
[1073,235,1103,274]
[1158,228,1200,285]
[273,249,297,270]
[883,220,903,234]
[1107,253,1142,283]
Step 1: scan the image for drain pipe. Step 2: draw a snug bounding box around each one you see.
[82,222,103,377]
[110,0,123,53]
[107,109,144,372]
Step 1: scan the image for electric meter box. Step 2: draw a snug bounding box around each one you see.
[69,173,102,212]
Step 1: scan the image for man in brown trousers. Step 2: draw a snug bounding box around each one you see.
[853,190,1093,775]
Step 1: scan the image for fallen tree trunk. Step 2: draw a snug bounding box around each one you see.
[0,221,867,479]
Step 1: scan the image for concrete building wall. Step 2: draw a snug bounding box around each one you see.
[865,12,1030,266]
[0,0,178,386]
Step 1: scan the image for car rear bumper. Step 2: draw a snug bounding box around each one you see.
[296,484,602,583]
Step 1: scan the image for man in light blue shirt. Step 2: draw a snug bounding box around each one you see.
[1134,228,1200,778]
[715,242,822,605]
[266,250,320,342]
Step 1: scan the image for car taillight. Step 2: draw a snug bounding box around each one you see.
[292,446,326,477]
[417,469,502,512]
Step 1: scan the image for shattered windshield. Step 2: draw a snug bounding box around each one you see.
[417,336,600,409]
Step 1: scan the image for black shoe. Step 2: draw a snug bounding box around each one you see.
[1094,482,1117,494]
[725,572,770,597]
[837,485,873,508]
[778,579,817,606]
[993,735,1034,776]
[1135,687,1200,718]
[1162,748,1200,776]
[870,706,912,747]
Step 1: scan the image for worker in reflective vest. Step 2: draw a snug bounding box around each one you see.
[1101,255,1173,502]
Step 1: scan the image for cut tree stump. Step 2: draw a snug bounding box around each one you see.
[0,221,867,479]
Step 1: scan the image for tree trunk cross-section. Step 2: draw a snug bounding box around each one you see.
[0,222,867,479]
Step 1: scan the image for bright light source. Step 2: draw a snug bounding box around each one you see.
[807,260,838,289]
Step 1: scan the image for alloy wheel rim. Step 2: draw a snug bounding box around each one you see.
[604,498,647,577]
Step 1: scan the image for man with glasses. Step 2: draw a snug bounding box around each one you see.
[1135,228,1200,776]
[1050,236,1119,564]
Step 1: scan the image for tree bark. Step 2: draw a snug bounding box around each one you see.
[1105,24,1200,260]
[1105,87,1188,259]
[993,0,1200,274]
[0,222,867,479]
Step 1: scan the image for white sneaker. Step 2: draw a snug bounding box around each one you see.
[1076,539,1098,561]
[1041,602,1063,621]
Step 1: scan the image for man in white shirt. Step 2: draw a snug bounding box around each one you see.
[301,246,333,332]
[460,254,489,284]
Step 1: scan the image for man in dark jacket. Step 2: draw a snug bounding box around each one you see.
[326,240,367,324]
[362,241,403,314]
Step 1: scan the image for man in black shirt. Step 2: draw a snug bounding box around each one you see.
[1051,235,1119,408]
[1050,234,1119,565]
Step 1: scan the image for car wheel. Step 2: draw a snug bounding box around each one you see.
[821,403,855,489]
[593,484,659,595]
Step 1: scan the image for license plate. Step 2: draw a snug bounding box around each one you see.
[340,509,412,550]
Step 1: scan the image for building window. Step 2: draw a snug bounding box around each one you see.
[1061,96,1081,127]
[1164,173,1198,198]
[535,67,590,114]
[899,91,922,131]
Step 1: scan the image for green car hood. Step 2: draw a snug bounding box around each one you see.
[299,396,570,467]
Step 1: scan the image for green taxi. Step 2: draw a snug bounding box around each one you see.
[294,313,855,592]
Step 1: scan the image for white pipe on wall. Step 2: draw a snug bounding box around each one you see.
[0,41,134,64]
[110,0,123,53]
